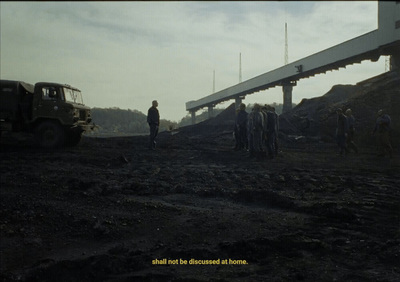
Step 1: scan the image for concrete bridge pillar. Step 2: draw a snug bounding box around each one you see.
[191,111,196,125]
[208,105,214,118]
[390,53,400,70]
[235,97,243,109]
[282,83,294,113]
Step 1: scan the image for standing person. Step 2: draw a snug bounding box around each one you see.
[265,106,277,159]
[372,109,393,158]
[336,108,349,156]
[345,109,358,153]
[252,104,264,160]
[261,106,269,156]
[147,100,160,150]
[233,108,240,150]
[247,107,255,158]
[236,103,248,150]
[271,106,280,157]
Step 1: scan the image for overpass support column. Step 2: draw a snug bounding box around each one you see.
[235,97,244,109]
[282,82,295,113]
[191,111,196,125]
[390,53,400,70]
[208,105,214,118]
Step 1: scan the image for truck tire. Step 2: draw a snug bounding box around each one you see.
[65,131,82,147]
[35,121,65,148]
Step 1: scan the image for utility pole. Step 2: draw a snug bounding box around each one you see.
[213,70,215,93]
[239,52,242,83]
[284,22,288,65]
[282,22,293,113]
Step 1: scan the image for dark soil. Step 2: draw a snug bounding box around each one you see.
[1,131,399,282]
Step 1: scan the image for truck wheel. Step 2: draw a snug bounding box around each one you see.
[65,131,82,147]
[35,121,65,148]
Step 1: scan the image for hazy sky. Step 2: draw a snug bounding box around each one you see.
[1,1,386,122]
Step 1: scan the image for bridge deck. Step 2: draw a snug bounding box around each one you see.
[186,2,400,113]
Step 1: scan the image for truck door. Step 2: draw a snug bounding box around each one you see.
[34,86,64,120]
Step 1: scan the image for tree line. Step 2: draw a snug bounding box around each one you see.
[90,107,176,135]
[90,102,291,136]
[90,107,227,135]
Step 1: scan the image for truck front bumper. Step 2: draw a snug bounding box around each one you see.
[70,123,95,133]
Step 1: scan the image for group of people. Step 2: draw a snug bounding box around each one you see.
[336,108,393,158]
[146,100,393,159]
[233,103,279,160]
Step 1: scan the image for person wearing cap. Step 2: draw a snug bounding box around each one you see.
[147,100,160,150]
[336,108,349,156]
[345,109,358,153]
[372,109,392,158]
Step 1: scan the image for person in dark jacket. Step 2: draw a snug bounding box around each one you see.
[252,104,264,160]
[247,108,255,158]
[233,108,240,150]
[236,103,248,150]
[345,109,358,153]
[263,105,278,159]
[372,109,392,158]
[147,100,160,150]
[271,106,280,157]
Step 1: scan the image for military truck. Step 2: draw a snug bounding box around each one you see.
[0,80,94,148]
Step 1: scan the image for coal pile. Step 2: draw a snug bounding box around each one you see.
[157,103,236,150]
[279,70,400,147]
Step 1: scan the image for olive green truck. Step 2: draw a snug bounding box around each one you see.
[0,80,94,148]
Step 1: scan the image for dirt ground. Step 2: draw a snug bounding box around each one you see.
[0,132,399,282]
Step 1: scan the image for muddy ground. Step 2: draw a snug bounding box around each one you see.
[0,132,399,281]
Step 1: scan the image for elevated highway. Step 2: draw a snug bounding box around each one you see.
[186,1,400,124]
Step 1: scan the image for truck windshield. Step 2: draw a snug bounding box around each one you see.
[64,87,84,105]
